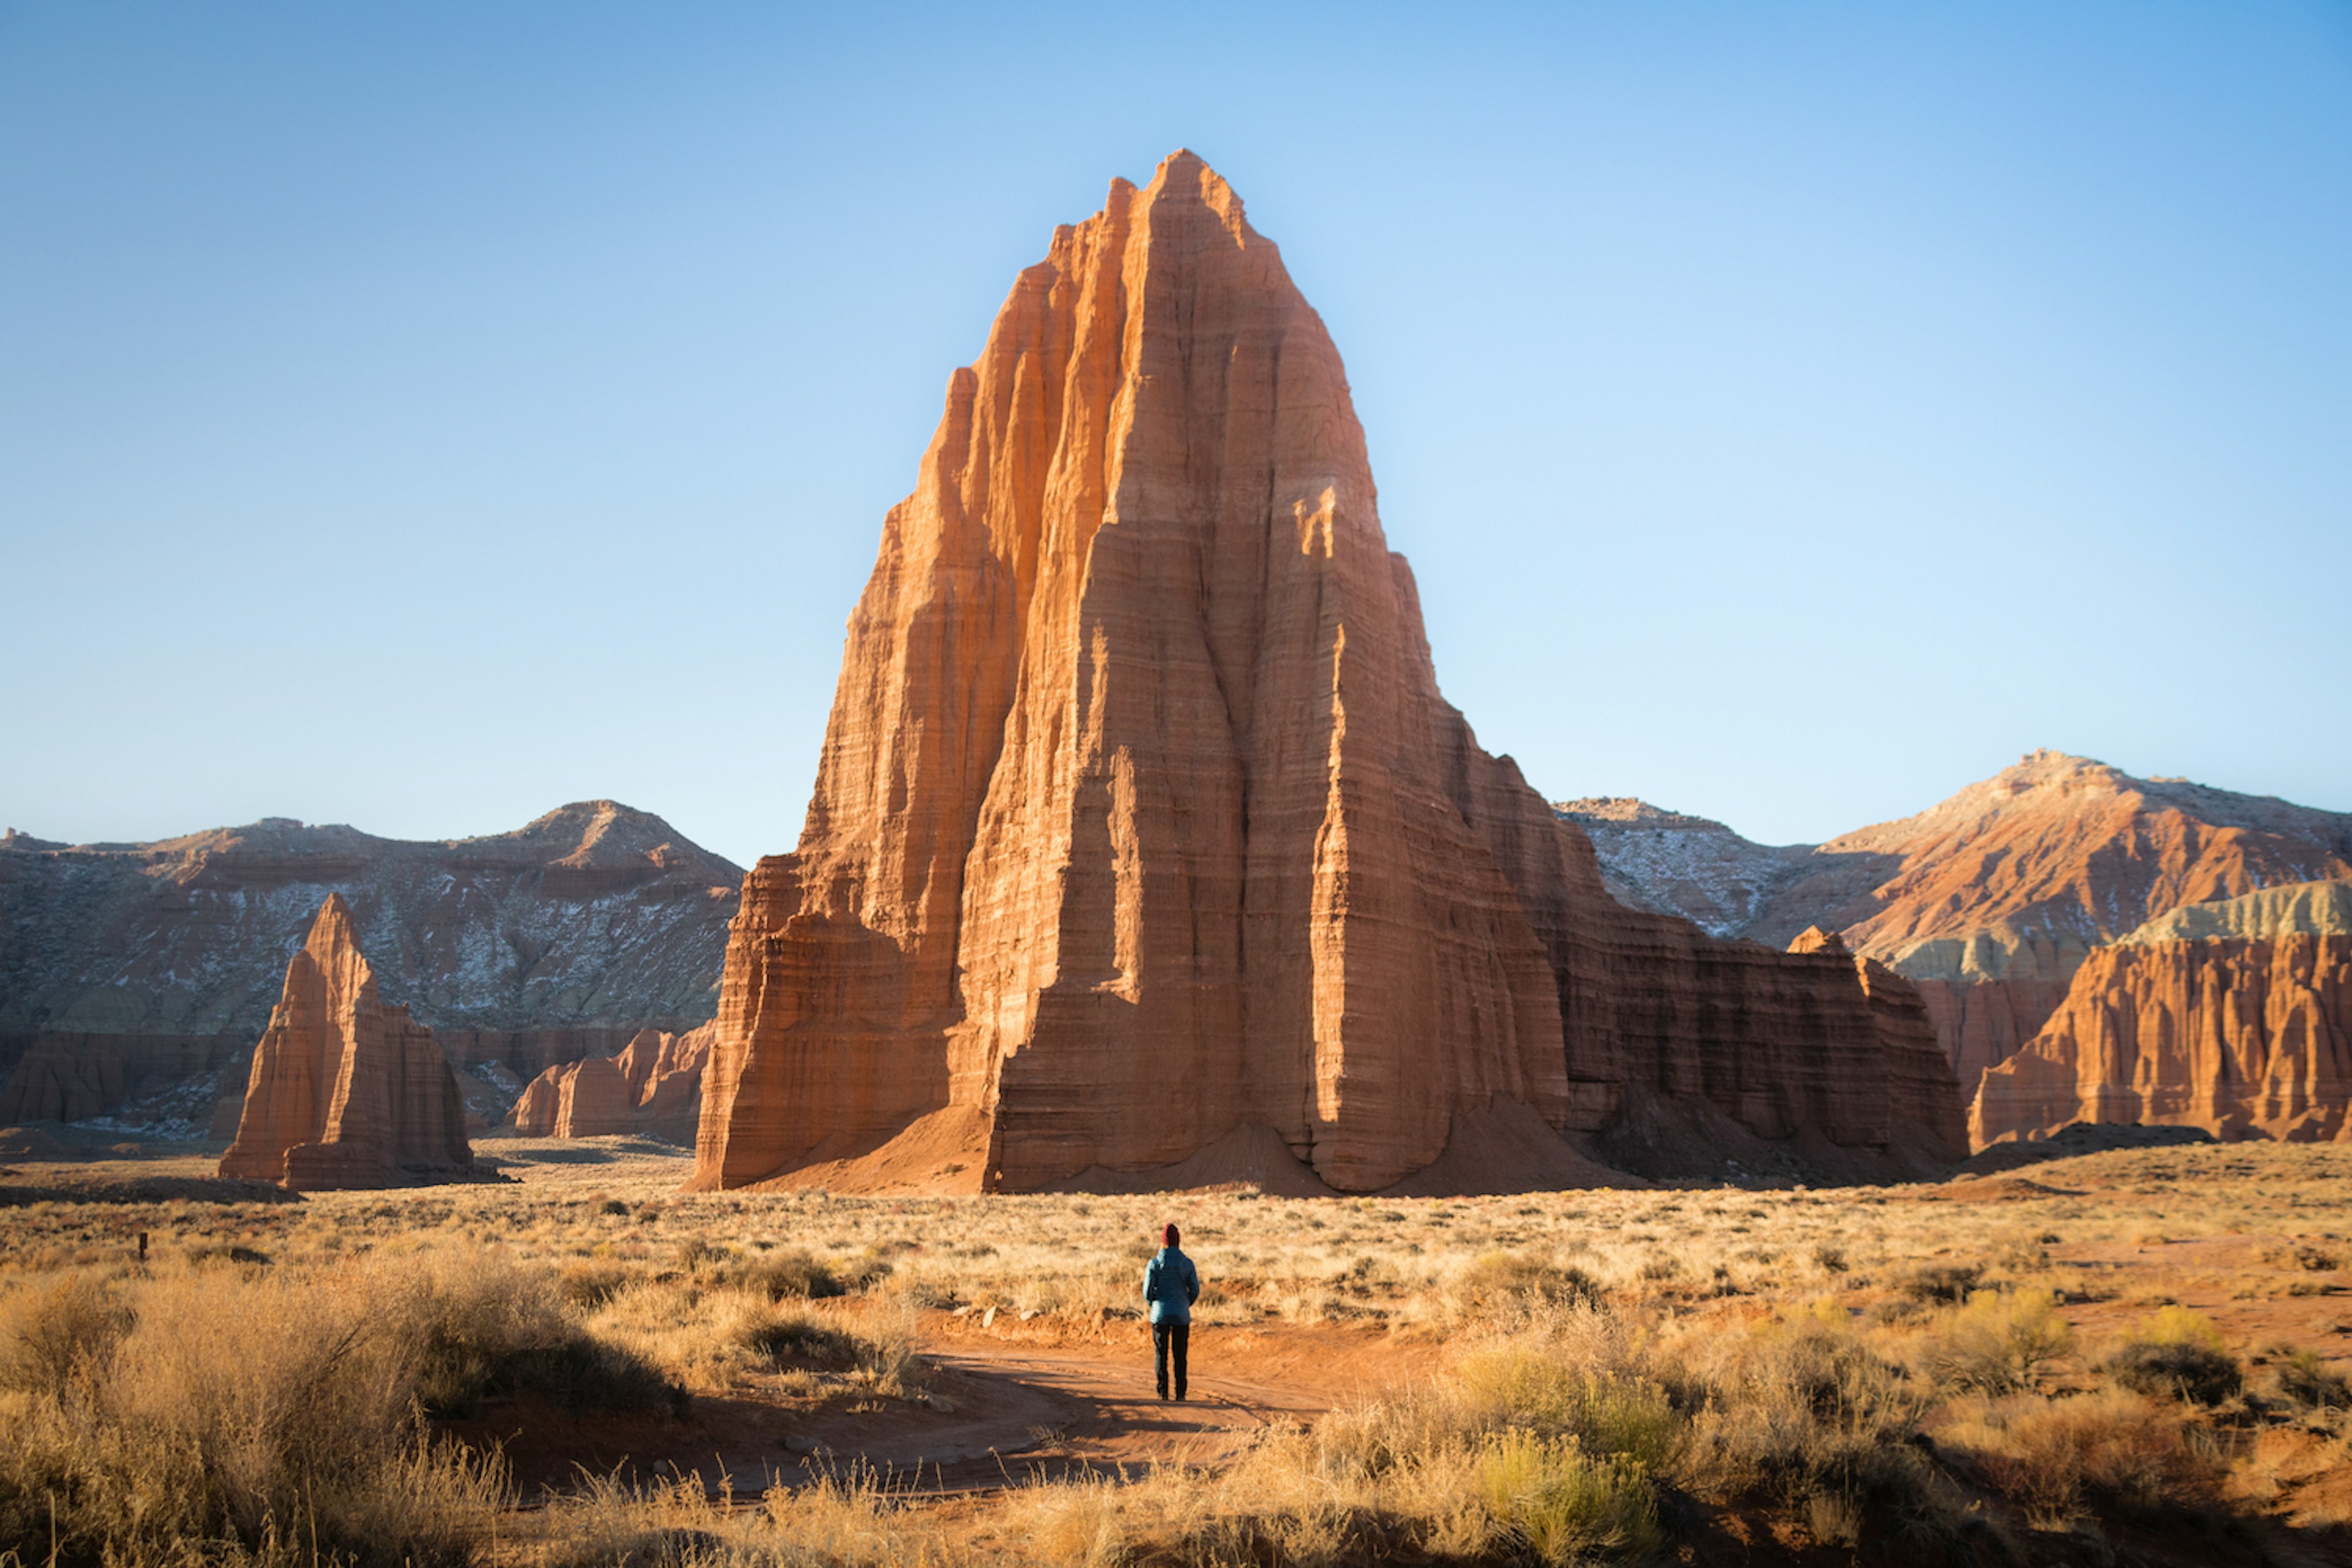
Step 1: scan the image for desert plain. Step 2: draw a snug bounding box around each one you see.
[6,1128,2352,1566]
[6,144,2350,1568]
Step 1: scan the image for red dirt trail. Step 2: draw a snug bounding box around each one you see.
[473,1320,1435,1501]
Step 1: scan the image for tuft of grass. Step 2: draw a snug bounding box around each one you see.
[741,1305,925,1399]
[1455,1343,1680,1471]
[1676,1318,1958,1547]
[0,1271,132,1400]
[2109,1340,2242,1406]
[1899,1263,1983,1304]
[1924,1288,2073,1395]
[1456,1251,1602,1317]
[399,1251,682,1418]
[2275,1349,2352,1411]
[725,1246,851,1301]
[558,1257,634,1308]
[743,1310,863,1370]
[2108,1306,2242,1406]
[0,1262,507,1568]
[1944,1388,2223,1527]
[1476,1430,1660,1564]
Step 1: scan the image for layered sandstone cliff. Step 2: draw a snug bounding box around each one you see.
[690,151,1964,1196]
[219,894,474,1188]
[1561,756,2352,1093]
[0,803,740,1131]
[1971,932,2352,1145]
[510,1025,710,1142]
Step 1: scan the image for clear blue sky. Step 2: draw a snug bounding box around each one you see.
[4,2,2347,867]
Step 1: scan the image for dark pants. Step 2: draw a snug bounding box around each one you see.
[1153,1321,1189,1400]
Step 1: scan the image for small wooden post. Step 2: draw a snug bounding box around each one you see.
[138,1231,148,1262]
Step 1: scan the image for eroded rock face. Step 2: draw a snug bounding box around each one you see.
[0,805,742,1131]
[510,1025,710,1142]
[218,894,473,1188]
[1561,755,2352,1095]
[690,151,1964,1196]
[0,1031,247,1126]
[1972,933,2352,1145]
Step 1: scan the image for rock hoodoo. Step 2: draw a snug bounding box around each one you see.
[510,1025,710,1142]
[1971,932,2352,1145]
[690,151,1964,1196]
[218,894,473,1188]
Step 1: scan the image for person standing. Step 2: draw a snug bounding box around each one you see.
[1141,1221,1200,1401]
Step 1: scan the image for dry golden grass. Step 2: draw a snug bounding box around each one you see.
[1,1134,2349,1563]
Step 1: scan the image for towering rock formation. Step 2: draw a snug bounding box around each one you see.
[690,151,1964,1196]
[1971,932,2352,1145]
[510,1025,710,1142]
[0,803,741,1133]
[218,894,473,1188]
[1562,755,2352,1093]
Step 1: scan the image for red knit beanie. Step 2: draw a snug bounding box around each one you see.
[1163,1222,1180,1248]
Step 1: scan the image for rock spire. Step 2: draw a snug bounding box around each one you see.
[690,151,1964,1194]
[218,894,473,1188]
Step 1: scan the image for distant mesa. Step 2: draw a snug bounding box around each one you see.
[510,1025,712,1143]
[0,800,742,1137]
[218,894,474,1189]
[1554,798,1732,833]
[1565,758,2352,1153]
[685,149,1965,1197]
[1561,750,2352,1096]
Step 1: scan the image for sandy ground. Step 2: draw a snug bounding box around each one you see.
[9,1126,2352,1547]
[464,1316,1434,1499]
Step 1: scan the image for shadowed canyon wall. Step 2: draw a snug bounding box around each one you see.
[510,1025,710,1142]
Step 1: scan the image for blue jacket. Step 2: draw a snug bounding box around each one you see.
[1142,1246,1200,1325]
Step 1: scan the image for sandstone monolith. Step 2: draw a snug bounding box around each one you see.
[218,894,473,1188]
[511,1025,710,1142]
[691,151,1965,1195]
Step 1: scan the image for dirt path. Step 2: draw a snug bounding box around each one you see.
[483,1320,1433,1501]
